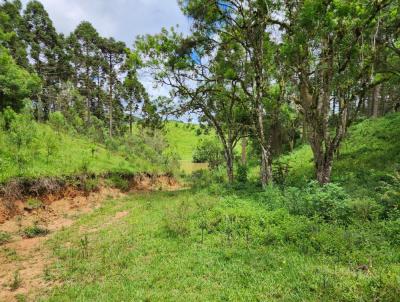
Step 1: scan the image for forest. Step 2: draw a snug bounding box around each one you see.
[0,0,399,301]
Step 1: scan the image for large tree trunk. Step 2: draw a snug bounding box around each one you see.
[225,147,234,184]
[256,105,272,188]
[109,85,113,138]
[315,156,333,185]
[260,145,272,187]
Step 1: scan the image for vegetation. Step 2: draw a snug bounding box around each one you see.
[22,224,49,238]
[0,0,399,301]
[0,230,11,244]
[41,187,399,301]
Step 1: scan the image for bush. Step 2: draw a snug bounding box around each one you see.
[22,224,49,238]
[48,111,67,133]
[284,182,351,223]
[164,200,191,237]
[192,138,224,169]
[348,198,382,222]
[377,171,400,219]
[82,177,99,193]
[189,168,226,191]
[107,175,130,191]
[0,231,11,245]
[236,164,248,183]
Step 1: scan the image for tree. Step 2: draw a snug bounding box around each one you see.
[136,29,249,183]
[180,0,282,187]
[0,8,39,112]
[67,22,102,123]
[99,37,126,137]
[0,0,29,68]
[22,0,66,119]
[122,51,149,134]
[275,0,393,184]
[0,47,40,112]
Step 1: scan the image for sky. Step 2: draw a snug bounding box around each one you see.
[20,0,194,120]
[21,0,190,46]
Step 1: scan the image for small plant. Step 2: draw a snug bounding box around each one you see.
[15,293,27,302]
[83,177,99,193]
[22,224,49,238]
[0,231,12,245]
[108,175,130,192]
[80,235,89,259]
[236,164,248,184]
[377,170,400,219]
[164,200,191,237]
[43,265,53,281]
[10,270,22,291]
[25,198,43,210]
[199,219,207,244]
[273,160,290,187]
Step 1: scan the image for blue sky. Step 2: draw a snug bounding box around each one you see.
[21,0,190,46]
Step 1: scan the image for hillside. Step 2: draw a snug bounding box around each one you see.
[280,113,400,195]
[164,121,205,161]
[0,116,172,183]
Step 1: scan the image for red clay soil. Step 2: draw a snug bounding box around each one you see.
[0,174,180,302]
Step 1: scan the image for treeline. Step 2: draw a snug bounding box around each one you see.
[0,0,154,140]
[136,0,400,186]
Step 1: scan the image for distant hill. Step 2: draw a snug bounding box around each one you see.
[164,121,211,161]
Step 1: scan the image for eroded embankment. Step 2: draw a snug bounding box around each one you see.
[0,173,180,302]
[0,173,179,223]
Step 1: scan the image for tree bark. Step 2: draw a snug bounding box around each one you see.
[225,147,234,184]
[108,56,113,138]
[256,101,272,188]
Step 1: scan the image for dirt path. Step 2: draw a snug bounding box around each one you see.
[0,187,124,302]
[0,174,182,301]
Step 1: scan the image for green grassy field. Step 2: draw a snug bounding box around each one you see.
[3,114,400,301]
[0,124,139,183]
[164,121,212,173]
[0,116,213,183]
[164,121,208,161]
[40,188,399,301]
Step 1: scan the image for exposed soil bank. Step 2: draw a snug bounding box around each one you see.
[0,173,179,224]
[0,173,180,302]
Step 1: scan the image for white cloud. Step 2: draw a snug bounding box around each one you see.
[20,0,190,45]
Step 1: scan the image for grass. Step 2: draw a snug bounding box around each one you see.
[40,189,399,301]
[164,121,210,161]
[0,230,11,245]
[22,224,50,238]
[0,121,168,183]
[279,113,400,195]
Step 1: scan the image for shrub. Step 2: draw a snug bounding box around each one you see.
[107,175,130,192]
[22,224,49,238]
[377,171,400,219]
[82,177,99,193]
[236,164,248,183]
[272,160,290,186]
[284,182,351,223]
[164,200,191,237]
[48,111,67,133]
[0,231,11,245]
[348,198,382,222]
[192,138,224,169]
